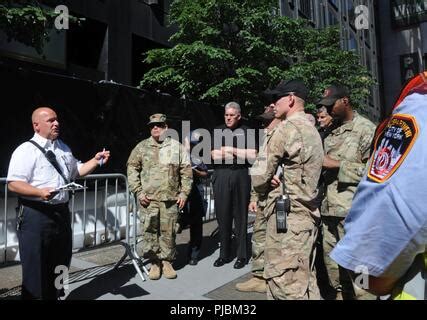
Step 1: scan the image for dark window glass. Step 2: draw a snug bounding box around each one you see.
[391,0,427,28]
[329,0,339,10]
[299,0,313,20]
[328,8,339,25]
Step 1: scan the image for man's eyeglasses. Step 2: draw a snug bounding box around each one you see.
[149,123,166,129]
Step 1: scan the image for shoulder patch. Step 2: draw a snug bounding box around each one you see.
[368,114,419,183]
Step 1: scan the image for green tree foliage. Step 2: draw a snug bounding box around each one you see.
[0,1,58,54]
[141,0,373,115]
[0,1,81,54]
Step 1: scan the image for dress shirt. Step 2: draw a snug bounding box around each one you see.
[7,133,82,204]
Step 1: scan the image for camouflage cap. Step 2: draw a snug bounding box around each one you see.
[147,113,167,125]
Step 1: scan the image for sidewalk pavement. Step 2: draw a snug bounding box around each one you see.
[0,220,266,300]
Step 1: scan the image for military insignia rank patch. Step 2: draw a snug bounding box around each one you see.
[368,114,419,183]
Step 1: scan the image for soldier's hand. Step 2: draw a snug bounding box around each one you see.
[176,197,186,210]
[323,155,340,169]
[138,194,151,208]
[270,175,281,189]
[248,201,257,213]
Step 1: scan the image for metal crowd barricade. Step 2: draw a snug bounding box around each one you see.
[1,172,217,281]
[201,169,215,222]
[113,190,149,282]
[70,174,130,249]
[0,174,147,282]
[115,170,217,281]
[0,178,9,265]
[71,174,147,282]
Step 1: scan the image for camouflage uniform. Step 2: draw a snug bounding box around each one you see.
[127,135,192,261]
[249,126,280,277]
[252,111,324,300]
[321,111,375,297]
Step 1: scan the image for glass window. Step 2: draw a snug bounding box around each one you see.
[365,49,372,73]
[329,0,339,10]
[299,0,313,20]
[364,28,371,47]
[348,31,358,51]
[328,8,339,25]
[347,0,355,29]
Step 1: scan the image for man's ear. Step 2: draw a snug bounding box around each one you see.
[33,121,39,133]
[342,97,349,105]
[289,95,296,108]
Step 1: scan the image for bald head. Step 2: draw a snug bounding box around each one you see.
[32,107,60,140]
[32,107,54,123]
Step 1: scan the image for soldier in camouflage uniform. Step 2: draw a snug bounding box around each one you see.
[317,85,376,299]
[127,114,192,280]
[236,106,282,293]
[252,80,324,300]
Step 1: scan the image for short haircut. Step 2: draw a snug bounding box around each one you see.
[293,95,305,105]
[225,101,241,114]
[317,106,328,114]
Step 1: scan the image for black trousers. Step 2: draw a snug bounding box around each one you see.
[212,168,251,260]
[17,199,72,300]
[183,184,205,258]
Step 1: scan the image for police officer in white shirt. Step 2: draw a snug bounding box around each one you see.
[7,107,110,300]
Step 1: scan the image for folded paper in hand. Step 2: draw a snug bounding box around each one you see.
[54,182,86,192]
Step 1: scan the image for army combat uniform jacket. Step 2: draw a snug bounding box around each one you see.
[252,111,324,219]
[127,136,192,202]
[249,124,281,276]
[252,111,324,299]
[322,111,376,217]
[250,125,281,207]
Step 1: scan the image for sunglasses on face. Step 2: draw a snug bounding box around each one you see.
[149,123,166,129]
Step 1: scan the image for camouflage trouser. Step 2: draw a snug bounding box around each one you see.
[139,200,178,261]
[264,211,320,300]
[322,216,354,296]
[251,204,267,278]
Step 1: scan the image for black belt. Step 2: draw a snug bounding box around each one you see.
[18,198,69,210]
[215,165,249,170]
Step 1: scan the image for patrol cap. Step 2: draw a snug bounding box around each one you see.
[264,79,308,101]
[147,113,167,125]
[317,84,350,107]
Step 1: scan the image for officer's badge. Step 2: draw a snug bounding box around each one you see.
[368,114,419,183]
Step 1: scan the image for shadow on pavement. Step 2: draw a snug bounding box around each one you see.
[66,264,149,300]
[173,234,220,270]
[174,229,253,270]
[0,287,22,300]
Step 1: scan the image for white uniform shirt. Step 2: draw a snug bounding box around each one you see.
[7,133,83,204]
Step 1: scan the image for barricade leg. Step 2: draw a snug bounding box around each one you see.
[114,241,146,282]
[114,195,149,282]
